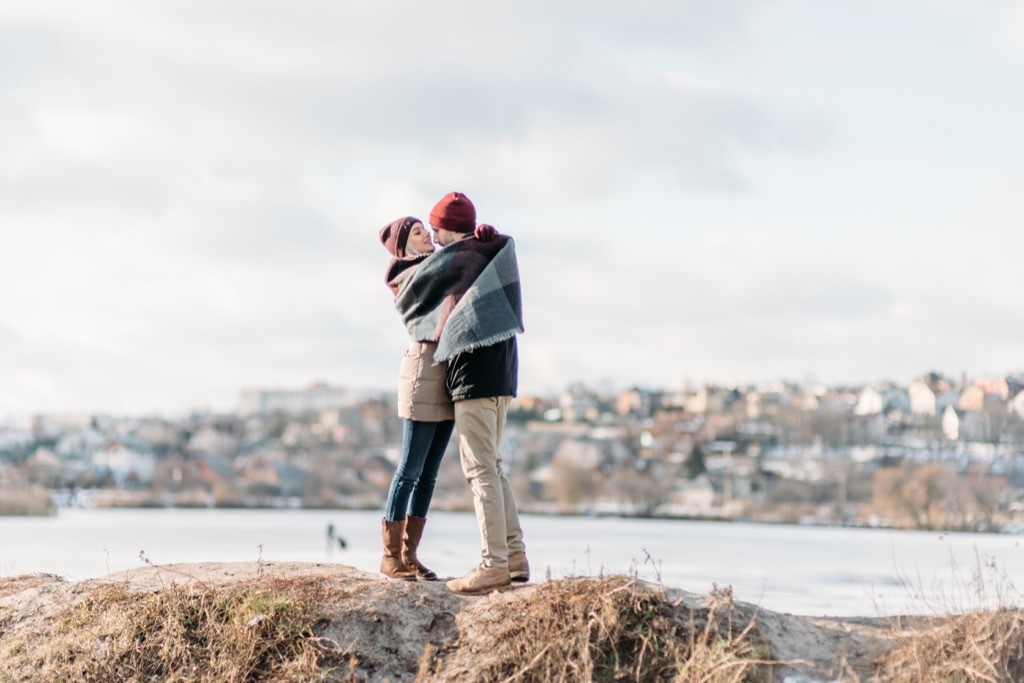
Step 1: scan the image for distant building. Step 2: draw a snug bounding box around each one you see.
[909,372,958,416]
[90,442,157,486]
[941,405,994,442]
[686,386,738,415]
[240,383,363,416]
[0,425,33,456]
[855,386,885,416]
[1011,389,1024,420]
[132,419,181,452]
[959,386,986,413]
[909,379,936,415]
[188,426,241,457]
[959,378,1009,413]
[55,427,107,459]
[941,405,961,440]
[744,384,792,419]
[31,414,93,441]
[854,383,910,416]
[558,384,602,423]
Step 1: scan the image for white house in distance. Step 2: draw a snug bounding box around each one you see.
[90,442,157,486]
[854,386,883,416]
[908,373,958,416]
[942,405,961,440]
[854,383,910,416]
[941,405,995,442]
[1011,389,1024,420]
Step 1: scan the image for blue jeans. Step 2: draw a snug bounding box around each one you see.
[384,419,455,521]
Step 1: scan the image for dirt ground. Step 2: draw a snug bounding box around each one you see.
[0,561,912,682]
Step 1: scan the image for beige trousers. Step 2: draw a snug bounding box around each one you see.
[454,396,525,569]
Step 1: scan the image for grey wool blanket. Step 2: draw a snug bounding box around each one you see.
[389,234,524,363]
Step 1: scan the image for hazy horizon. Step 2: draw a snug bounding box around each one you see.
[3,365,1022,423]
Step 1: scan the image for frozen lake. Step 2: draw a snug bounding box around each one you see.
[2,508,1022,617]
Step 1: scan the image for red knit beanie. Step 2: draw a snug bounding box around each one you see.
[379,216,417,257]
[429,192,476,233]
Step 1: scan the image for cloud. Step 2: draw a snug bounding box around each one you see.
[2,1,822,214]
[2,1,1019,414]
[515,206,1024,389]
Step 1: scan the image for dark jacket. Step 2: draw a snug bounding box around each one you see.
[445,336,518,402]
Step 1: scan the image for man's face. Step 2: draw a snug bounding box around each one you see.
[433,226,459,246]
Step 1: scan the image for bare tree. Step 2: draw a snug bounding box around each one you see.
[609,461,675,517]
[872,463,957,530]
[547,459,597,513]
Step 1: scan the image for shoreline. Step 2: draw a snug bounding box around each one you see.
[6,506,1022,622]
[10,497,1024,536]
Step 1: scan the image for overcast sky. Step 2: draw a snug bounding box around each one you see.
[3,1,1023,417]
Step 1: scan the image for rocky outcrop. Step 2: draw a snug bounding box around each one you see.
[0,562,905,682]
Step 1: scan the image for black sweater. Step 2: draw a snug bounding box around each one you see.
[445,336,518,402]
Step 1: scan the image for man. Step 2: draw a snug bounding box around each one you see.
[404,191,529,594]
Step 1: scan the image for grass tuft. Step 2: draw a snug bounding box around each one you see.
[878,607,1024,683]
[424,576,770,683]
[0,576,351,682]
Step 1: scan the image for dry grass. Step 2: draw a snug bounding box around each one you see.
[877,608,1024,682]
[14,564,1021,682]
[423,577,770,683]
[0,576,352,683]
[872,554,1024,683]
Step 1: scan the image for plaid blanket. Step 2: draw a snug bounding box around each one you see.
[390,234,524,363]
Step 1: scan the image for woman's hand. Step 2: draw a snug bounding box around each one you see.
[474,224,498,241]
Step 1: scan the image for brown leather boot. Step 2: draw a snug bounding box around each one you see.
[402,515,438,580]
[509,551,530,583]
[380,518,415,580]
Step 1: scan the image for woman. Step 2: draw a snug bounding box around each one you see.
[376,216,455,580]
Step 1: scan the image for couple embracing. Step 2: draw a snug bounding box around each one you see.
[377,191,528,595]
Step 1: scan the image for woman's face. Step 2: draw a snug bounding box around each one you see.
[406,222,436,255]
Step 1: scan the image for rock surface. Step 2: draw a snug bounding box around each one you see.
[0,561,904,682]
